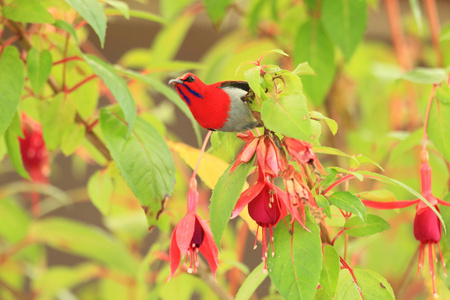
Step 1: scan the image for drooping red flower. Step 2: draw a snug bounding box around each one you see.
[232,131,287,177]
[280,165,315,230]
[362,158,450,297]
[169,178,219,279]
[19,113,50,183]
[169,211,219,279]
[283,137,325,175]
[231,169,287,272]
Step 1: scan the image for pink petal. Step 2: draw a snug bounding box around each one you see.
[176,212,196,256]
[231,180,265,219]
[197,215,219,278]
[362,199,419,209]
[168,224,181,280]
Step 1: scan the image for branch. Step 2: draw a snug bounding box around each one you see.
[195,257,233,300]
[2,17,112,162]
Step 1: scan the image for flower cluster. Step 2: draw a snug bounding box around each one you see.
[230,131,324,272]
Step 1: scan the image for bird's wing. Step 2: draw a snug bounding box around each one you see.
[218,81,250,92]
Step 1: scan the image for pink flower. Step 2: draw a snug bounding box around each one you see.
[169,178,219,279]
[283,137,325,175]
[19,113,50,183]
[363,158,450,297]
[280,165,315,230]
[232,131,286,177]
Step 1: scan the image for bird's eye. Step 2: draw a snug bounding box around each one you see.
[184,75,195,83]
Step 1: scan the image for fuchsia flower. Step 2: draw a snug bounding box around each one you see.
[363,155,450,296]
[283,137,325,175]
[169,178,219,279]
[19,113,50,183]
[231,169,287,272]
[281,165,316,230]
[230,131,325,272]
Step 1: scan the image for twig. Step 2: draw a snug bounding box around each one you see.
[424,0,443,67]
[195,257,234,300]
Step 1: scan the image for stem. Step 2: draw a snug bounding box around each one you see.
[323,175,355,195]
[195,257,234,300]
[0,278,28,300]
[424,0,442,67]
[66,74,98,94]
[1,17,112,162]
[385,0,411,70]
[422,84,437,152]
[191,130,213,180]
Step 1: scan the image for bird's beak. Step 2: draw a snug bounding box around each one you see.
[169,78,183,86]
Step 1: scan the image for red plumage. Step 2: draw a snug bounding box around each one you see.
[169,73,258,132]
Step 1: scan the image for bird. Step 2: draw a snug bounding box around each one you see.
[169,73,260,132]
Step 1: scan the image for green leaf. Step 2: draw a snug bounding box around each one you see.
[61,123,85,156]
[4,113,30,180]
[268,214,322,300]
[40,94,76,151]
[88,170,113,215]
[315,194,331,218]
[261,93,312,141]
[202,0,233,24]
[235,262,268,300]
[0,198,30,243]
[53,20,79,43]
[100,107,175,230]
[401,67,447,84]
[244,66,262,98]
[0,46,25,138]
[103,0,129,19]
[31,217,138,274]
[344,214,391,237]
[2,0,55,24]
[27,49,53,95]
[436,83,450,104]
[310,111,338,135]
[329,191,366,222]
[292,62,316,76]
[428,96,450,162]
[33,264,99,299]
[319,245,340,298]
[294,19,335,105]
[313,146,359,165]
[335,269,395,300]
[84,54,136,133]
[64,0,107,48]
[209,157,255,249]
[330,167,364,181]
[321,0,367,61]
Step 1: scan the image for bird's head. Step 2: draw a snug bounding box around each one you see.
[169,73,205,106]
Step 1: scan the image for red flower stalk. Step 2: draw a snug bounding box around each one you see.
[283,137,325,175]
[231,169,287,272]
[19,113,50,183]
[169,178,219,279]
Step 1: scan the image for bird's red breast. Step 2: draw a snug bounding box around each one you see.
[169,73,258,132]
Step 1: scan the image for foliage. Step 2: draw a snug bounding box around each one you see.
[0,0,450,299]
